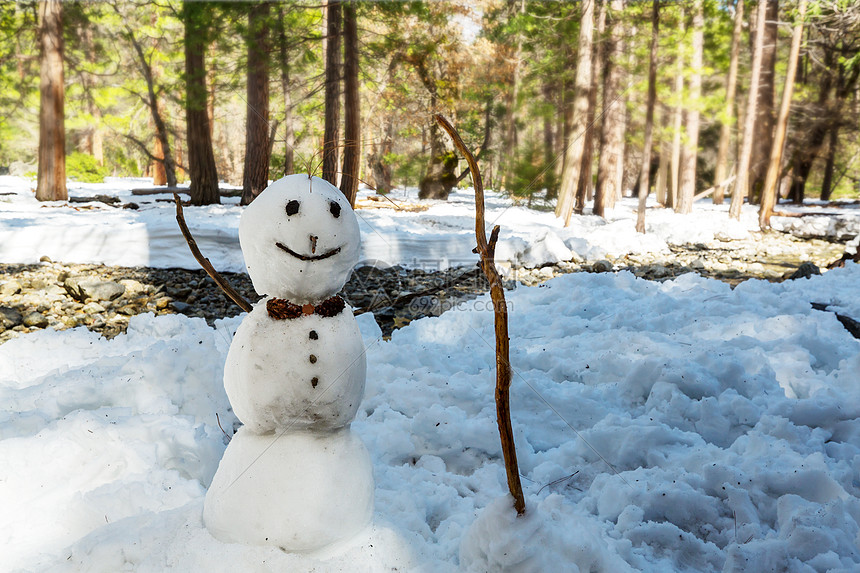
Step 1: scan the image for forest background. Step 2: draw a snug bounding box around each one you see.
[2,0,858,231]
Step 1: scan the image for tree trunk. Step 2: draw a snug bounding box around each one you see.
[635,0,659,233]
[183,2,220,205]
[575,0,606,214]
[121,10,178,187]
[555,0,594,225]
[714,0,744,205]
[610,34,628,209]
[668,11,685,210]
[655,105,671,205]
[152,132,167,185]
[789,154,812,203]
[149,87,176,188]
[36,0,67,202]
[542,81,556,197]
[760,0,806,228]
[552,40,575,201]
[676,0,703,214]
[418,96,458,200]
[819,125,839,201]
[749,0,778,204]
[277,5,295,176]
[241,2,271,205]
[729,0,767,219]
[339,2,360,207]
[82,25,103,165]
[501,0,525,192]
[788,48,836,203]
[322,1,342,186]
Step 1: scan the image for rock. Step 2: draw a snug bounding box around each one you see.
[168,286,192,299]
[84,280,125,301]
[118,279,146,295]
[690,258,706,270]
[592,260,613,273]
[39,255,53,263]
[65,277,125,301]
[62,277,85,300]
[170,301,192,314]
[567,251,585,264]
[22,311,48,328]
[647,264,670,278]
[117,304,139,316]
[28,277,49,290]
[786,262,821,280]
[0,306,23,328]
[42,284,66,299]
[155,297,172,309]
[82,302,106,313]
[0,280,22,296]
[537,266,555,279]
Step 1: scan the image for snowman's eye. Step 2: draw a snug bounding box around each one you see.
[285,200,300,216]
[329,201,341,218]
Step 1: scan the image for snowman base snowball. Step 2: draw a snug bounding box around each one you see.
[204,427,374,550]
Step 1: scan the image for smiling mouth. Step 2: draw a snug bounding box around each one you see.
[276,242,341,261]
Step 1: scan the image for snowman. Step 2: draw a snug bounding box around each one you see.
[204,174,374,551]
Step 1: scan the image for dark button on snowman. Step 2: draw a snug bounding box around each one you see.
[204,174,373,551]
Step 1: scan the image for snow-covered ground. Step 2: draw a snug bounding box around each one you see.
[1,177,859,572]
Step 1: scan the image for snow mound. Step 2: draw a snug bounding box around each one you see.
[772,213,860,241]
[460,495,634,573]
[497,231,573,268]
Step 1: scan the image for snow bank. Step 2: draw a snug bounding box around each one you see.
[4,176,857,271]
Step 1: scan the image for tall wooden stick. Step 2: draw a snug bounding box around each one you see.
[435,114,526,516]
[173,193,253,313]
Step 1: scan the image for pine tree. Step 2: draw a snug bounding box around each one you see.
[36,0,67,202]
[241,1,271,205]
[183,2,220,205]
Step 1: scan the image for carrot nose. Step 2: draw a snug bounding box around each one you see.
[310,234,318,254]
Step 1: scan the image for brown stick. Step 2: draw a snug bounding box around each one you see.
[434,114,526,516]
[173,193,253,313]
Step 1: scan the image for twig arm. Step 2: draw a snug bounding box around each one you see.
[173,193,253,313]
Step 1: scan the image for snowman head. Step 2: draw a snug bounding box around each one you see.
[240,175,360,304]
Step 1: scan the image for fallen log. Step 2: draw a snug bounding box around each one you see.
[693,175,736,202]
[132,187,241,197]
